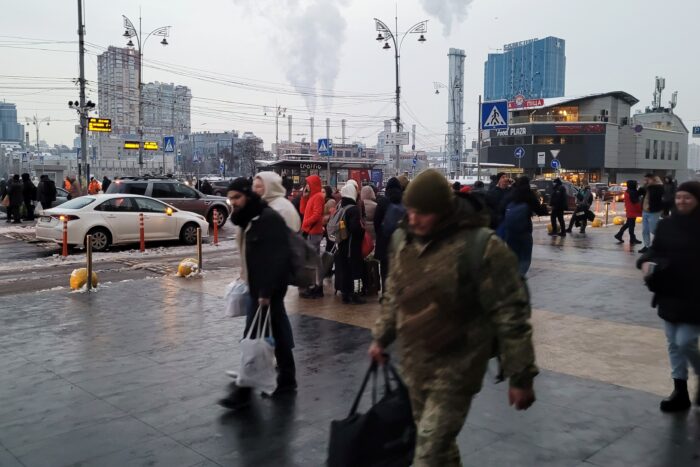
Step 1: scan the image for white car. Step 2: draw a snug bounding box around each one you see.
[36,194,210,252]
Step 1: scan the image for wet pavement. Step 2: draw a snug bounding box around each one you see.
[1,224,700,466]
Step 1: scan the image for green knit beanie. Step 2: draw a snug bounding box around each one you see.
[403,169,454,214]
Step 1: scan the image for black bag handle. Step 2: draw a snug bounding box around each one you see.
[349,356,408,416]
[349,361,377,416]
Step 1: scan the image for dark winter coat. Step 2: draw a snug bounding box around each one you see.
[486,186,510,228]
[7,180,23,207]
[550,184,567,212]
[639,184,664,213]
[335,197,364,280]
[22,179,37,203]
[374,185,403,263]
[638,211,700,324]
[102,177,111,193]
[242,205,292,299]
[37,179,57,209]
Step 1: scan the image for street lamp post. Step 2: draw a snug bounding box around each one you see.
[373,16,427,176]
[122,14,170,173]
[24,115,50,175]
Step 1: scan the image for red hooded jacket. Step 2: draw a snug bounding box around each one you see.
[301,175,325,235]
[624,191,642,218]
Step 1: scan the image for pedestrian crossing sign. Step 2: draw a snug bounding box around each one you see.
[481,100,509,130]
[318,138,332,156]
[163,136,175,153]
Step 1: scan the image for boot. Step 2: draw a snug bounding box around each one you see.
[614,233,624,243]
[349,293,366,305]
[313,285,324,298]
[299,286,318,299]
[659,379,691,412]
[218,386,252,411]
[630,237,642,245]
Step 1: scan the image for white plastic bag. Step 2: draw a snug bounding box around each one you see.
[236,306,277,395]
[224,279,250,318]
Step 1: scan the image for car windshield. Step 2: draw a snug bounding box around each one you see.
[55,197,96,210]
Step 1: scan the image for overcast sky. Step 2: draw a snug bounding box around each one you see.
[1,0,698,150]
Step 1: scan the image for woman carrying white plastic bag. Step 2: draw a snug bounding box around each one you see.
[233,306,277,395]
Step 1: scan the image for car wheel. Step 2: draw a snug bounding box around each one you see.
[209,207,228,227]
[86,227,111,252]
[180,222,199,245]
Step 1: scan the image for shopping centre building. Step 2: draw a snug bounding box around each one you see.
[483,91,689,184]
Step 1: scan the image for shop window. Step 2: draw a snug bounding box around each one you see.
[535,136,555,145]
[653,140,658,159]
[645,139,650,159]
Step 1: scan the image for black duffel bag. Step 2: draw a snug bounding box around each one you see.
[327,360,415,467]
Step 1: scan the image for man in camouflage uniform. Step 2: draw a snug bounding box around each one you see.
[369,169,538,467]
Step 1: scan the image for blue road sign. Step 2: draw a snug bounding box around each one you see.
[163,136,175,153]
[514,147,525,159]
[317,138,332,156]
[481,100,509,130]
[693,126,700,136]
[551,159,560,169]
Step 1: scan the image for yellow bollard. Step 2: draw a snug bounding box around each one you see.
[613,216,624,225]
[177,258,199,277]
[70,268,98,290]
[636,217,642,224]
[591,219,603,228]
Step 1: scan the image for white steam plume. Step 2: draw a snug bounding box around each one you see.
[232,0,347,114]
[419,0,475,36]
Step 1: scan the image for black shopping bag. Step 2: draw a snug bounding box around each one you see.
[327,360,415,467]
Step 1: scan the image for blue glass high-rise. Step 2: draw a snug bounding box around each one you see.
[484,36,566,101]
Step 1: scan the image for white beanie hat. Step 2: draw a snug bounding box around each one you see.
[340,183,357,200]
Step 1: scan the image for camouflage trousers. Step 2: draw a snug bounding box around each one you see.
[409,385,474,467]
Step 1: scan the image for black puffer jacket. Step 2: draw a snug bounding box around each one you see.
[638,211,700,324]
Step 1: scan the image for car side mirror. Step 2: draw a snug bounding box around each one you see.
[166,207,173,216]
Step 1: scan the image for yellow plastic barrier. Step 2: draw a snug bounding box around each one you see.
[70,268,98,290]
[636,217,642,224]
[591,219,604,228]
[613,216,625,225]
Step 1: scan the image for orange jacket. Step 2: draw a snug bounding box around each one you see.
[88,180,101,195]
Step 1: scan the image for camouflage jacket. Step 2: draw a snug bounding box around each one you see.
[372,196,538,391]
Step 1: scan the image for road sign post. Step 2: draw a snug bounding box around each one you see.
[318,139,333,185]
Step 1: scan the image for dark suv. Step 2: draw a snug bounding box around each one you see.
[106,177,231,227]
[531,179,580,211]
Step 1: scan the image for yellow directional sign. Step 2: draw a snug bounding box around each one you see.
[143,141,159,151]
[88,118,112,132]
[124,141,140,150]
